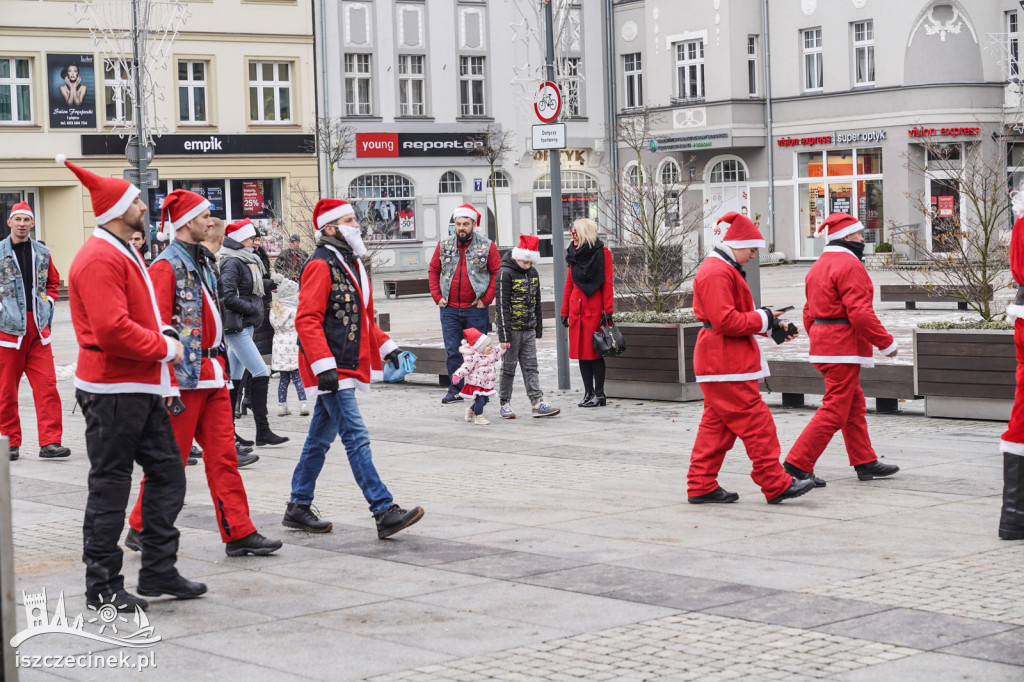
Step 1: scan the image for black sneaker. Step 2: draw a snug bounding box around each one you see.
[187,457,198,466]
[190,445,203,459]
[374,504,424,539]
[282,502,333,533]
[225,531,283,557]
[441,392,464,404]
[124,528,142,552]
[86,589,148,612]
[8,446,18,461]
[855,460,900,481]
[136,573,207,600]
[783,461,827,487]
[238,448,259,468]
[767,477,817,504]
[687,486,739,504]
[39,443,71,458]
[235,431,255,447]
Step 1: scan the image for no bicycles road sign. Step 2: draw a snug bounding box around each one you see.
[534,81,561,124]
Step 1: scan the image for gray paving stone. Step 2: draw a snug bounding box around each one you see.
[830,651,1024,681]
[438,551,588,580]
[705,592,893,629]
[816,607,1016,651]
[938,627,1024,666]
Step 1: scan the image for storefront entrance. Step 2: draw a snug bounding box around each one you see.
[0,190,38,241]
[533,171,598,259]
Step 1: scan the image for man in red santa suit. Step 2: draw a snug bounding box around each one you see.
[283,198,424,539]
[783,212,900,487]
[59,154,206,610]
[0,201,70,460]
[688,212,816,505]
[123,189,283,557]
[999,191,1024,541]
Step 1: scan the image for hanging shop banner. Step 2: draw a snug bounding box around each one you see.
[241,181,265,216]
[81,133,314,155]
[47,54,97,129]
[354,132,487,158]
[937,195,955,217]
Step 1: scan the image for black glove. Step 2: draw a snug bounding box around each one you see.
[536,327,543,339]
[561,316,569,328]
[384,348,402,370]
[602,313,614,326]
[317,370,339,394]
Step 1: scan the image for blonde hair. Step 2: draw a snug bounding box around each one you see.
[572,218,599,247]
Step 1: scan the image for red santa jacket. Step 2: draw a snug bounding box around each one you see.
[804,245,896,366]
[1007,216,1024,323]
[0,249,59,349]
[296,245,396,393]
[150,257,227,394]
[69,229,177,395]
[692,251,770,382]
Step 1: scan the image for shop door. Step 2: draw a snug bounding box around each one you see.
[928,178,960,253]
[705,184,749,254]
[438,195,464,239]
[535,193,596,259]
[485,190,513,248]
[0,190,38,241]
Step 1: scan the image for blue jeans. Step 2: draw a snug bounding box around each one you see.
[289,389,393,515]
[440,305,489,392]
[225,327,270,380]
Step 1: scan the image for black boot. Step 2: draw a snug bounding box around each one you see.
[1000,453,1024,540]
[282,502,332,533]
[229,387,243,419]
[251,375,289,446]
[581,392,606,408]
[577,391,594,407]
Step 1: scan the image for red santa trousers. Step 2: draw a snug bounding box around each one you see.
[129,387,256,542]
[688,380,791,501]
[1001,323,1024,452]
[0,316,62,448]
[786,363,877,472]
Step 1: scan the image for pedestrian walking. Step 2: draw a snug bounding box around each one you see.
[427,204,500,404]
[688,211,816,505]
[495,234,559,419]
[58,153,205,610]
[283,198,423,539]
[275,233,308,281]
[783,212,900,486]
[999,191,1024,541]
[452,328,506,425]
[270,277,308,416]
[561,218,614,407]
[0,201,71,461]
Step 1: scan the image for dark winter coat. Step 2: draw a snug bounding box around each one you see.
[252,245,276,356]
[494,251,542,343]
[219,236,271,333]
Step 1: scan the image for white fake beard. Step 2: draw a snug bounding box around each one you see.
[338,224,367,256]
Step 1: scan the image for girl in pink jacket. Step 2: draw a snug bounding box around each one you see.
[452,328,505,425]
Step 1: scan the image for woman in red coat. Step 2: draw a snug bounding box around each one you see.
[561,218,614,407]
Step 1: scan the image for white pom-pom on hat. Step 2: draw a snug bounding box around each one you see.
[55,153,67,166]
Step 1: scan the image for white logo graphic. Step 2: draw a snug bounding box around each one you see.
[10,589,161,649]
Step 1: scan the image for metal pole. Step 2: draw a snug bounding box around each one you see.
[546,1,570,390]
[1,436,19,682]
[132,0,150,221]
[602,0,620,242]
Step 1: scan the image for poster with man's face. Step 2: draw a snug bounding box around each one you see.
[47,54,96,128]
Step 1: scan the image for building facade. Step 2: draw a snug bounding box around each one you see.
[1,0,318,275]
[611,0,1019,261]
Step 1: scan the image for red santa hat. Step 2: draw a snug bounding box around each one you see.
[511,234,541,264]
[9,201,33,220]
[313,198,355,231]
[452,204,481,225]
[816,212,864,242]
[159,189,211,240]
[55,153,140,226]
[718,211,765,249]
[463,327,489,350]
[225,218,257,243]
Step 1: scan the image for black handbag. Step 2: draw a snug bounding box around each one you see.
[592,314,626,357]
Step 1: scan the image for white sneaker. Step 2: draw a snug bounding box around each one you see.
[299,402,309,416]
[278,404,291,417]
[465,407,474,422]
[473,414,490,425]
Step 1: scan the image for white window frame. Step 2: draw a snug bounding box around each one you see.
[248,60,292,124]
[852,20,875,86]
[459,55,486,117]
[439,171,463,194]
[623,52,642,109]
[397,54,425,117]
[560,57,583,117]
[1010,11,1020,80]
[803,28,823,92]
[344,53,373,116]
[747,36,758,97]
[0,56,33,124]
[177,59,208,125]
[104,60,135,126]
[674,40,705,102]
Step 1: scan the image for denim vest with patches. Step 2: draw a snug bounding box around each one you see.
[438,231,492,301]
[0,237,52,337]
[155,242,219,389]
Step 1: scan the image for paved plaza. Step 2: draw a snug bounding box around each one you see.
[4,264,1023,681]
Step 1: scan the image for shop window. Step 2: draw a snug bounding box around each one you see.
[0,191,37,241]
[248,61,292,124]
[487,171,509,189]
[168,179,227,220]
[104,59,135,125]
[177,60,208,124]
[533,171,598,258]
[797,147,883,258]
[0,57,32,124]
[710,159,746,183]
[348,173,416,242]
[438,171,462,194]
[802,27,823,92]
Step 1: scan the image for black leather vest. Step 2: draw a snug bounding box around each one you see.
[309,245,362,370]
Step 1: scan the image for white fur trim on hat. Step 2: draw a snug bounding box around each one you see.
[171,199,212,231]
[511,247,540,264]
[721,238,765,249]
[9,207,33,219]
[826,220,865,242]
[452,206,480,223]
[95,184,141,226]
[229,221,257,243]
[316,203,355,229]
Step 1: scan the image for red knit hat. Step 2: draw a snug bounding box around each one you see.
[160,189,211,240]
[511,234,541,264]
[452,204,481,225]
[55,153,140,226]
[816,212,864,242]
[463,328,489,350]
[225,218,257,243]
[9,201,33,219]
[717,211,765,249]
[313,198,355,231]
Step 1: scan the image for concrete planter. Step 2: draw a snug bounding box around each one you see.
[913,328,1015,420]
[863,252,903,271]
[604,322,703,402]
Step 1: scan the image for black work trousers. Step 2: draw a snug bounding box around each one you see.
[77,390,186,596]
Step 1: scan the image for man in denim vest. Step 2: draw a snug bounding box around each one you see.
[0,202,70,461]
[427,204,501,404]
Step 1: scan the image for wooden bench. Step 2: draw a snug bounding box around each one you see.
[763,360,917,414]
[489,300,557,325]
[395,345,450,386]
[383,278,432,299]
[879,284,990,310]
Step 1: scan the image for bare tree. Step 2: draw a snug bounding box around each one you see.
[304,116,355,198]
[888,132,1012,322]
[597,107,706,314]
[469,124,516,247]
